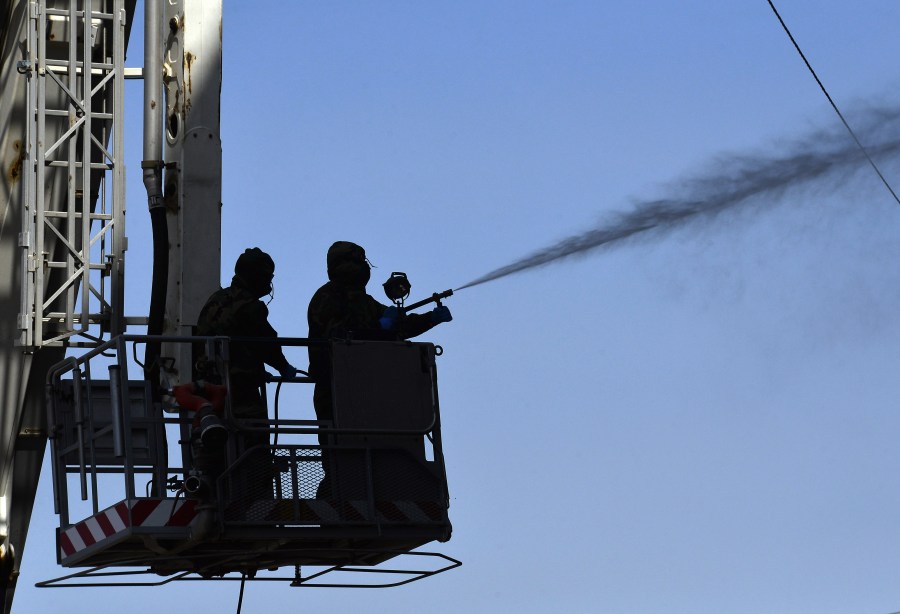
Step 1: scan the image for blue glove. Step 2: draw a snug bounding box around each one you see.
[278,364,298,380]
[379,306,399,330]
[430,305,453,324]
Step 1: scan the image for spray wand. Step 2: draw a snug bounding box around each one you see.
[400,289,454,313]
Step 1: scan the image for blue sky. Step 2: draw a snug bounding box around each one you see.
[15,2,900,612]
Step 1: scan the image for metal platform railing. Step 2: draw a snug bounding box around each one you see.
[46,334,452,542]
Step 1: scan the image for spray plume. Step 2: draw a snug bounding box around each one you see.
[456,106,900,292]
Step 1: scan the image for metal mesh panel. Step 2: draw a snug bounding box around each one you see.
[274,447,324,500]
[371,448,442,503]
[329,447,369,501]
[221,447,276,522]
[221,443,447,526]
[222,445,326,524]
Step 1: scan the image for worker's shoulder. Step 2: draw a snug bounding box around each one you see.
[198,286,227,316]
[229,288,267,317]
[202,285,228,302]
[308,281,341,309]
[310,280,337,297]
[201,286,264,320]
[363,292,386,309]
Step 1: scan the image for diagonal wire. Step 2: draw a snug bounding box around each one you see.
[236,573,246,614]
[769,12,900,614]
[766,0,900,205]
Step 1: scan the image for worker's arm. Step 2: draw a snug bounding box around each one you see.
[243,301,295,376]
[375,295,452,339]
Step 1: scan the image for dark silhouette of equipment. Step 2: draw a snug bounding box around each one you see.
[382,271,453,314]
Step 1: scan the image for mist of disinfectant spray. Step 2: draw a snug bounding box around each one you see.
[454,105,900,293]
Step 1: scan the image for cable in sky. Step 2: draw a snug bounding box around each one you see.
[766,0,900,206]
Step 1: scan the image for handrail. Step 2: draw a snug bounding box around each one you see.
[46,334,425,384]
[241,416,439,438]
[63,335,439,435]
[46,335,448,524]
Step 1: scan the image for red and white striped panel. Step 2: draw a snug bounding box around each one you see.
[374,500,444,524]
[245,499,446,524]
[59,498,198,561]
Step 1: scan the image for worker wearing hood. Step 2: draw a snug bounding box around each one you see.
[307,240,450,391]
[194,248,297,501]
[307,241,452,496]
[197,247,296,395]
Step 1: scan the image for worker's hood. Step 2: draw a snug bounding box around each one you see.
[327,241,370,288]
[234,247,275,298]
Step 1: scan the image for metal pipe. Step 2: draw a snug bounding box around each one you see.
[142,0,163,183]
[44,382,61,518]
[72,367,87,501]
[84,362,99,515]
[108,365,124,458]
[142,0,167,392]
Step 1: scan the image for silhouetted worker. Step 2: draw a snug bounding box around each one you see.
[307,241,452,497]
[195,248,297,500]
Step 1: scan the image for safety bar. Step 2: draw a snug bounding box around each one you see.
[46,334,446,525]
[47,335,441,459]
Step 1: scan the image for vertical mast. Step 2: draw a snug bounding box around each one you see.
[1,1,133,611]
[160,0,223,385]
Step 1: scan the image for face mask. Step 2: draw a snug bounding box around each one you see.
[332,260,370,288]
[241,273,273,300]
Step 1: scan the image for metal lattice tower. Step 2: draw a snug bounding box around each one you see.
[19,0,126,349]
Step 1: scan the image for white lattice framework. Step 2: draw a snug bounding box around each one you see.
[19,0,126,349]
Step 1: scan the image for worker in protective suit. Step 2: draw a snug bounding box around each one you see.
[307,241,452,497]
[197,247,297,399]
[195,247,297,500]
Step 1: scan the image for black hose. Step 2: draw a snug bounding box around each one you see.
[273,381,282,447]
[144,204,168,397]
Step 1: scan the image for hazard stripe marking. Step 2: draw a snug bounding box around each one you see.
[59,498,201,561]
[59,531,75,558]
[169,500,197,526]
[144,500,176,526]
[307,499,339,522]
[348,500,370,520]
[394,501,431,523]
[251,499,444,523]
[129,500,156,526]
[60,496,447,560]
[75,522,96,548]
[417,500,444,521]
[114,501,129,528]
[95,511,115,536]
[375,501,406,522]
[67,525,86,552]
[85,516,106,542]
